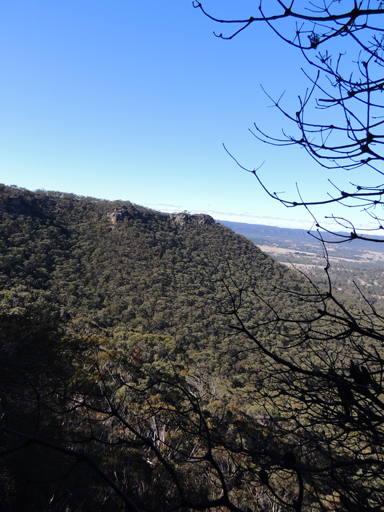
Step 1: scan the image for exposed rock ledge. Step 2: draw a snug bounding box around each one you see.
[107,205,139,224]
[170,213,215,226]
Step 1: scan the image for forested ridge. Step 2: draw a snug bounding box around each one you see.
[0,184,306,345]
[1,184,383,512]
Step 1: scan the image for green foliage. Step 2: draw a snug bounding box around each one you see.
[3,185,381,511]
[0,184,312,364]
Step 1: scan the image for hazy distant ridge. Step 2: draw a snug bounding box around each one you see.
[219,220,384,255]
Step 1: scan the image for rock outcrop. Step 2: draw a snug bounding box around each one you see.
[107,205,139,224]
[170,212,215,226]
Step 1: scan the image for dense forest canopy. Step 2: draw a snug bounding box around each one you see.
[2,183,384,511]
[0,184,321,511]
[1,183,384,511]
[0,184,301,342]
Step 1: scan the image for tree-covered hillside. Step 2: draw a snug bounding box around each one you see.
[2,184,384,512]
[0,184,319,510]
[0,184,306,349]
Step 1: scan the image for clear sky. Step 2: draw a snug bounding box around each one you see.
[0,0,375,230]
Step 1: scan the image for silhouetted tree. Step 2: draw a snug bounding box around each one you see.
[0,313,293,511]
[220,262,384,510]
[194,2,384,510]
[194,0,384,243]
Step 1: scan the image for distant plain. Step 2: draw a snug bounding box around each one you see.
[221,220,384,301]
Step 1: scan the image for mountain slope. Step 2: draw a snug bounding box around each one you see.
[2,185,381,512]
[0,185,308,352]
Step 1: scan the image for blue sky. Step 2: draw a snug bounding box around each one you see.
[0,0,375,230]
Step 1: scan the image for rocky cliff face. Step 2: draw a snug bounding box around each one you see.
[107,205,140,224]
[107,208,215,227]
[170,212,215,226]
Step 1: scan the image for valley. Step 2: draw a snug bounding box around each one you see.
[221,220,384,302]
